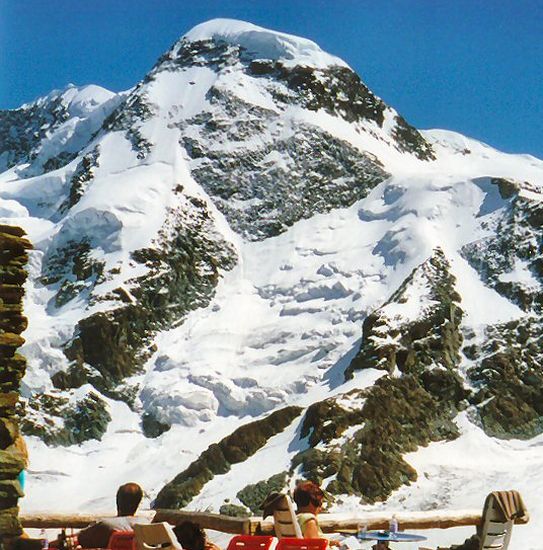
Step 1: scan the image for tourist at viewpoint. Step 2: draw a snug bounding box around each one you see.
[293,481,341,547]
[78,482,146,548]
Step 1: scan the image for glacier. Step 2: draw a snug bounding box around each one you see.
[0,18,542,550]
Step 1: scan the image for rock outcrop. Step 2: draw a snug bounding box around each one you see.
[154,405,302,509]
[462,179,543,438]
[287,250,468,502]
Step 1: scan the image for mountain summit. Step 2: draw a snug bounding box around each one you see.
[1,19,542,547]
[181,18,349,68]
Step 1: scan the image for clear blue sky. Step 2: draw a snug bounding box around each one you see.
[1,0,542,158]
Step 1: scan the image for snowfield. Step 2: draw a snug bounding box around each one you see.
[1,18,542,550]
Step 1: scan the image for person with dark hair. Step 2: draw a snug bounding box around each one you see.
[78,483,147,548]
[293,481,340,547]
[115,483,144,516]
[172,521,221,550]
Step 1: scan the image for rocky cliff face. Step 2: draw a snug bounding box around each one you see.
[1,20,543,528]
[0,85,121,175]
[0,226,31,540]
[461,178,543,439]
[149,33,430,240]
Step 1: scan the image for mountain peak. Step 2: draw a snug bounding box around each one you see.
[178,18,348,69]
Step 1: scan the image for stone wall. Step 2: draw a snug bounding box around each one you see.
[0,225,31,541]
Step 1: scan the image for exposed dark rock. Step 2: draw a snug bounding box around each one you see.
[65,308,146,385]
[64,197,237,393]
[151,249,467,506]
[0,95,69,171]
[148,39,242,75]
[491,177,519,200]
[182,96,389,240]
[236,472,288,513]
[461,184,543,438]
[41,238,106,308]
[346,248,464,378]
[141,412,171,439]
[461,187,543,313]
[467,318,543,439]
[0,88,115,176]
[294,374,461,503]
[219,504,250,517]
[291,249,466,502]
[102,93,156,158]
[248,62,388,128]
[391,115,435,160]
[153,37,434,161]
[60,146,101,212]
[42,151,79,173]
[50,362,101,391]
[154,406,302,509]
[160,38,434,239]
[20,391,111,447]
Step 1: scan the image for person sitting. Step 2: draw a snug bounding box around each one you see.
[172,521,221,550]
[293,481,340,547]
[78,482,146,548]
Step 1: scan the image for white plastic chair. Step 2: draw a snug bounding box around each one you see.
[134,522,182,550]
[478,493,514,550]
[272,494,303,539]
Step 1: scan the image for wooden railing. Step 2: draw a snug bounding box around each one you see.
[20,509,529,534]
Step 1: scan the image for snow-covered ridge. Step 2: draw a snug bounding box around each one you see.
[179,18,348,69]
[0,83,125,176]
[20,84,118,118]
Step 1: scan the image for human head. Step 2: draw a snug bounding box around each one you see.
[116,482,143,516]
[173,521,207,550]
[293,480,325,510]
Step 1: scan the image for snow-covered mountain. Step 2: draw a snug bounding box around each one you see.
[2,18,543,549]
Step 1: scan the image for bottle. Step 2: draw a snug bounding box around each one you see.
[59,528,67,550]
[357,521,368,539]
[389,514,398,535]
[39,529,49,550]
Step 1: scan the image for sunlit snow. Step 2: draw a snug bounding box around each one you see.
[1,18,542,550]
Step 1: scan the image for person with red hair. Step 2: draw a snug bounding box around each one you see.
[293,481,340,547]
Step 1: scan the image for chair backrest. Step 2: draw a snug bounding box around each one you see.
[479,494,514,550]
[226,535,274,550]
[275,538,328,550]
[108,530,136,550]
[272,495,303,539]
[134,523,182,550]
